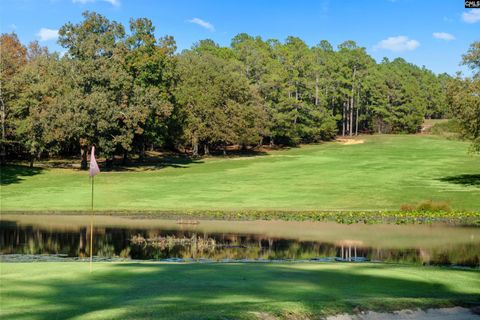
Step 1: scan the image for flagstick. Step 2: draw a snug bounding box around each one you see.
[89,175,94,272]
[88,146,100,272]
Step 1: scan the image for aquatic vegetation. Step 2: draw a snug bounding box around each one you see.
[4,209,479,225]
[122,209,480,225]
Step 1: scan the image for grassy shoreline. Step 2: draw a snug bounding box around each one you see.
[2,209,479,225]
[1,262,479,319]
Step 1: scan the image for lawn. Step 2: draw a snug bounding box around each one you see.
[0,262,478,319]
[1,135,479,212]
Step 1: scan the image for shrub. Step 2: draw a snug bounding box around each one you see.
[401,200,451,212]
[400,203,416,212]
[428,119,461,138]
[416,200,451,212]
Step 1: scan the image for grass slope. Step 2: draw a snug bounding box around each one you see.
[1,262,479,319]
[1,135,479,212]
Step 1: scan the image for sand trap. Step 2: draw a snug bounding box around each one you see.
[337,138,365,145]
[325,307,477,320]
[252,307,478,320]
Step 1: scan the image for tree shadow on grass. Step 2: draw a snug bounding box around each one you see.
[2,263,479,319]
[438,174,480,187]
[97,150,269,172]
[0,165,43,186]
[215,149,269,158]
[3,149,271,173]
[104,154,205,172]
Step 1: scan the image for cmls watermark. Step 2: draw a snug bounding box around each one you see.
[465,0,480,8]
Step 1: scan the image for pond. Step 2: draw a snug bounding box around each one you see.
[1,215,479,267]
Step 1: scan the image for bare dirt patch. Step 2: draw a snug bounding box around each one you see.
[337,138,365,145]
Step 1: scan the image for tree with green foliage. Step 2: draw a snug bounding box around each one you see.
[122,18,176,161]
[447,41,480,153]
[462,41,480,79]
[366,58,429,133]
[58,11,128,167]
[0,12,460,165]
[57,12,176,167]
[0,33,27,164]
[176,48,267,155]
[336,41,374,136]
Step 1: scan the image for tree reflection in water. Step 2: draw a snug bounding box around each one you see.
[0,221,478,267]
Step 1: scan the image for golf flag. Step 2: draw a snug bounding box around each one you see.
[89,146,100,177]
[88,146,99,272]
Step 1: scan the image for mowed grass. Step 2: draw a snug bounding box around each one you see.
[1,135,479,211]
[1,262,479,319]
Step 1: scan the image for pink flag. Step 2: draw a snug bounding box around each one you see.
[89,146,100,177]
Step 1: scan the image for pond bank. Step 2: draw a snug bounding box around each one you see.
[2,209,479,225]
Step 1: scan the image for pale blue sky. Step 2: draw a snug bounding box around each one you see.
[1,0,479,75]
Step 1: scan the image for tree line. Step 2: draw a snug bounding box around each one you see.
[1,12,478,167]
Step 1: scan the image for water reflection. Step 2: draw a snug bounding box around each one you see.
[0,217,479,267]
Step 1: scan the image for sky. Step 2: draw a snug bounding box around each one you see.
[1,0,479,75]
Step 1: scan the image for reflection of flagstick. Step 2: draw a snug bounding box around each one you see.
[88,146,100,273]
[90,175,94,272]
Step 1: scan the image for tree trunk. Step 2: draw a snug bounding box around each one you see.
[349,97,353,137]
[29,154,34,168]
[315,75,319,106]
[355,105,359,136]
[355,89,360,136]
[192,136,198,157]
[270,137,275,147]
[80,145,88,170]
[0,145,5,165]
[349,67,356,137]
[0,82,6,166]
[346,100,350,135]
[342,102,346,136]
[105,157,113,169]
[204,144,209,156]
[139,143,146,162]
[122,150,128,165]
